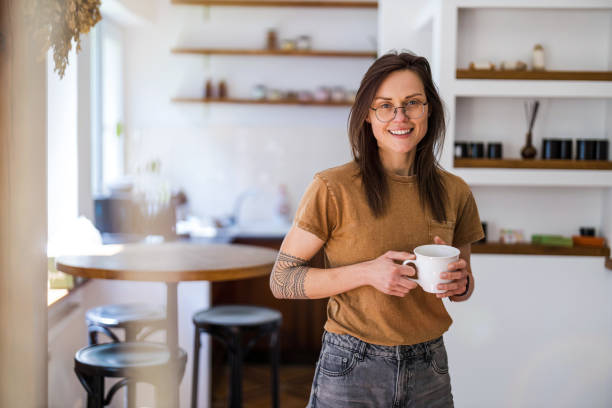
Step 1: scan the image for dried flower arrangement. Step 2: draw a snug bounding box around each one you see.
[27,0,102,78]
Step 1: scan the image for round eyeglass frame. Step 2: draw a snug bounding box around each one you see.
[369,101,428,122]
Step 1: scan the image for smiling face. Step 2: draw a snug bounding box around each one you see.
[366,69,429,171]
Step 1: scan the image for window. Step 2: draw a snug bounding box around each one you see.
[47,21,126,305]
[92,20,125,196]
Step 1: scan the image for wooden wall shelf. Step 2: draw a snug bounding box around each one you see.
[171,0,377,8]
[172,48,377,58]
[454,158,612,170]
[456,69,612,81]
[172,97,352,106]
[472,243,610,257]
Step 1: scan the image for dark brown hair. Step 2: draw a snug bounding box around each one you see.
[348,51,448,222]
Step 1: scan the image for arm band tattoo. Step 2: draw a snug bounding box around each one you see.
[270,251,310,299]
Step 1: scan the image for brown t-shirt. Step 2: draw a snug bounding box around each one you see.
[294,161,484,346]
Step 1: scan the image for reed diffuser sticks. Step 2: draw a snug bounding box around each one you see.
[521,100,540,159]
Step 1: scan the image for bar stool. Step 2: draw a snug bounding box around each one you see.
[74,342,187,408]
[191,305,282,408]
[85,303,166,407]
[86,303,166,345]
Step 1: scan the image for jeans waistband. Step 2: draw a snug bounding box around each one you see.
[322,331,444,360]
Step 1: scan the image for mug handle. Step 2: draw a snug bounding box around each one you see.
[402,259,420,285]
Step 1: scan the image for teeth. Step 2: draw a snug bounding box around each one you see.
[389,129,412,135]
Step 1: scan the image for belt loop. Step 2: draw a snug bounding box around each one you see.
[357,338,366,360]
[424,342,432,363]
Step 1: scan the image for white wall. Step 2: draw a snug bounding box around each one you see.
[377,0,434,61]
[445,255,612,408]
[123,0,377,219]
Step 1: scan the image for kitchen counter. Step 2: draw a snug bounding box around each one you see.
[178,217,291,242]
[228,220,291,238]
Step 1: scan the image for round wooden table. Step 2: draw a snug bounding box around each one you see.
[56,242,278,407]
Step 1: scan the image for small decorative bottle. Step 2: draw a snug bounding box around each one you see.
[267,29,278,50]
[520,132,537,159]
[532,44,545,71]
[218,80,227,98]
[205,79,214,98]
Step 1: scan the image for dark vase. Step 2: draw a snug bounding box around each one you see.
[521,131,537,159]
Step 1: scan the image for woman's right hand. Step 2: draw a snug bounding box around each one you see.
[363,251,418,297]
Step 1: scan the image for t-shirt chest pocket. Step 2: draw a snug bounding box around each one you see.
[428,219,456,245]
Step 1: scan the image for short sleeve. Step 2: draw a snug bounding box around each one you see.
[453,191,485,247]
[293,176,337,242]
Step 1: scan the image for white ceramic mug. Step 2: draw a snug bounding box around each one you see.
[402,244,460,294]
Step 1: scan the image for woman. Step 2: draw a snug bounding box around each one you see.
[270,52,484,407]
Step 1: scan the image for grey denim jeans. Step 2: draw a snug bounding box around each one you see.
[307,331,454,408]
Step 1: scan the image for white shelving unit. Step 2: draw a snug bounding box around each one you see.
[453,80,612,99]
[452,168,612,188]
[436,0,612,187]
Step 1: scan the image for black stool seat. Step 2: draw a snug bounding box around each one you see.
[76,342,182,374]
[191,305,282,408]
[75,342,187,408]
[86,303,165,345]
[193,304,281,327]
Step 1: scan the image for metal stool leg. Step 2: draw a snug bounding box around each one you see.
[89,329,98,346]
[270,329,280,408]
[228,330,243,408]
[75,369,104,408]
[124,326,139,408]
[191,328,201,408]
[88,375,104,408]
[87,324,121,345]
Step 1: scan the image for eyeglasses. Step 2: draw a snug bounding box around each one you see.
[370,100,428,122]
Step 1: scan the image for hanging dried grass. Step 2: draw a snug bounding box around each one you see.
[27,0,102,78]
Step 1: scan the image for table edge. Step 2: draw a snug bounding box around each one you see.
[56,261,275,282]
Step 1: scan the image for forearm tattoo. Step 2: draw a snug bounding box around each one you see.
[270,251,310,299]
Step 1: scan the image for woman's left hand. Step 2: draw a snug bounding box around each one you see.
[433,236,469,298]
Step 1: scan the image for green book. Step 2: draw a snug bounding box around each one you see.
[531,234,573,247]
